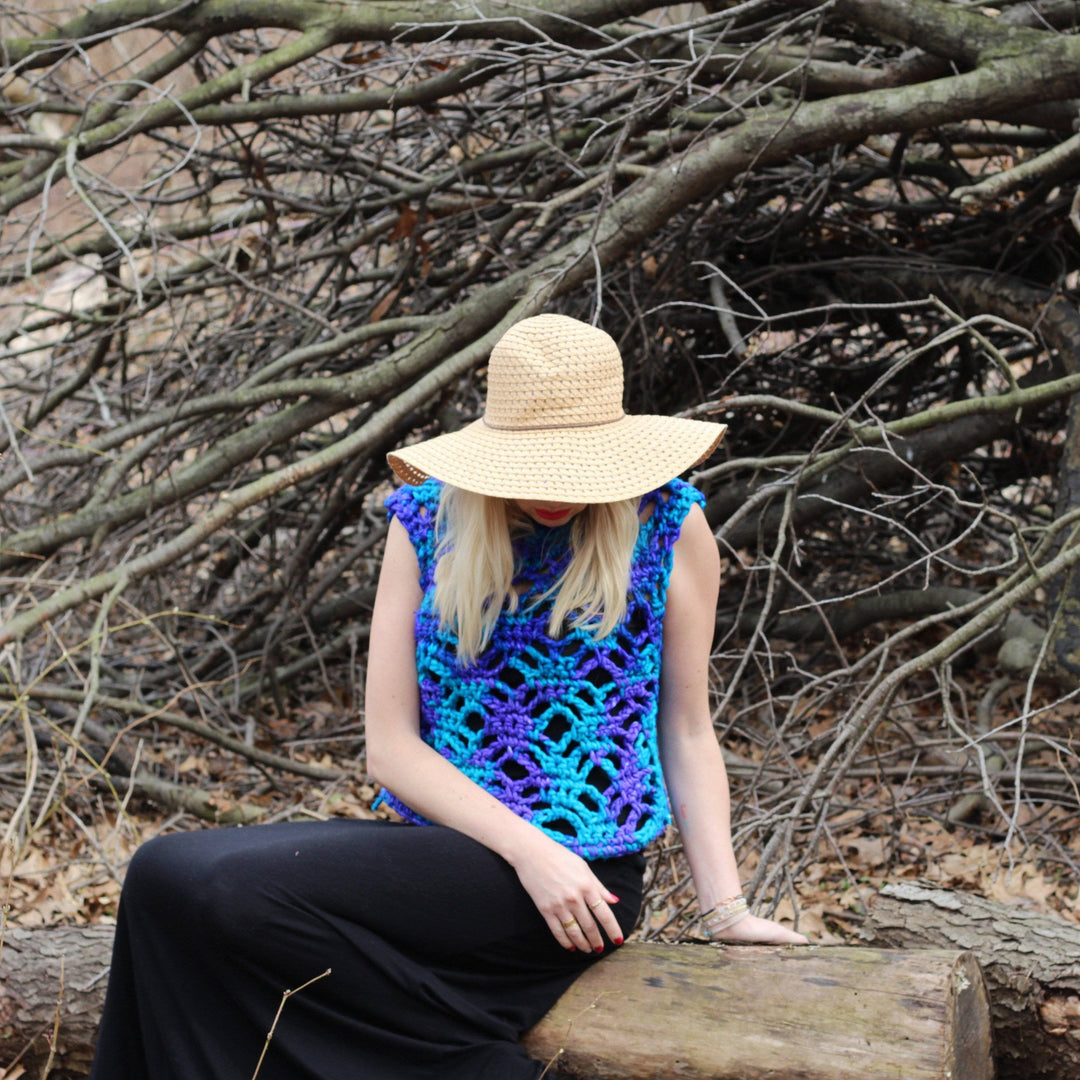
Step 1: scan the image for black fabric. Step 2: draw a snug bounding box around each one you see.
[89,819,644,1080]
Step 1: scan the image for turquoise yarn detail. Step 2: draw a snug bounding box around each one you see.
[378,477,705,859]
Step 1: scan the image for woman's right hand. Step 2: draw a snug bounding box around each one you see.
[511,832,623,953]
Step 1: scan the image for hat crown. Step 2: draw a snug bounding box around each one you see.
[484,314,625,430]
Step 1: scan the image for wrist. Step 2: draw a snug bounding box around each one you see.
[701,894,749,937]
[686,857,742,912]
[497,817,561,869]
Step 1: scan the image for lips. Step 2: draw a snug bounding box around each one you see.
[533,507,572,523]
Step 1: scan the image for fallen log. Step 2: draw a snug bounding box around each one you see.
[0,925,113,1079]
[3,925,991,1080]
[865,881,1080,1080]
[523,943,991,1080]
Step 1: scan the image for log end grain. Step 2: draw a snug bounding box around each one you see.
[948,950,994,1080]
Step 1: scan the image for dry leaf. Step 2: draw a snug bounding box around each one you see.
[341,47,383,65]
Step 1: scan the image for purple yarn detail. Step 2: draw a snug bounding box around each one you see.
[379,477,705,859]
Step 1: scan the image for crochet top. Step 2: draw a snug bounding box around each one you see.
[378,477,705,859]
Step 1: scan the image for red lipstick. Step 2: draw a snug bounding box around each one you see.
[533,506,572,523]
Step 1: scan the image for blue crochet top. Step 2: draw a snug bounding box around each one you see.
[378,477,705,859]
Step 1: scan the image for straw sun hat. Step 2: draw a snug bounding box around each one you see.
[387,314,726,503]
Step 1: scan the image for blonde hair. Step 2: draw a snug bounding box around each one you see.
[432,486,642,664]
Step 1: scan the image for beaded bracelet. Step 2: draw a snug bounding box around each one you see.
[701,894,749,937]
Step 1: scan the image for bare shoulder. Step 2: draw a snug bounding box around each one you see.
[372,516,423,615]
[672,502,720,578]
[661,502,718,719]
[383,515,421,575]
[666,502,719,632]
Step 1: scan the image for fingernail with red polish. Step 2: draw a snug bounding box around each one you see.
[594,946,603,954]
[614,936,624,945]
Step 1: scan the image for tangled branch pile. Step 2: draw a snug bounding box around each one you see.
[2,0,1079,934]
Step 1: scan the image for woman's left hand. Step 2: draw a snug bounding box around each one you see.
[710,914,808,945]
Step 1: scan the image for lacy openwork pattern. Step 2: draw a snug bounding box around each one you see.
[378,477,704,859]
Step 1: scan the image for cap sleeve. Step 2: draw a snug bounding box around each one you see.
[643,478,705,548]
[631,478,707,601]
[384,478,443,588]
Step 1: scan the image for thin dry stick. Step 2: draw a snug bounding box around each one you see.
[1,695,40,875]
[250,968,332,1080]
[537,1048,565,1079]
[32,578,125,833]
[38,954,64,1080]
[536,991,619,1079]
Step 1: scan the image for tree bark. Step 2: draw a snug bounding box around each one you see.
[2,928,991,1080]
[865,882,1080,1080]
[0,926,114,1080]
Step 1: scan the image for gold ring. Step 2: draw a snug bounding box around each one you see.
[588,900,603,909]
[561,917,578,929]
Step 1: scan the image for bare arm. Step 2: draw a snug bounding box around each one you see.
[364,517,621,952]
[658,504,807,944]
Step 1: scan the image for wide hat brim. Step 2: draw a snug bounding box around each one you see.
[387,414,726,503]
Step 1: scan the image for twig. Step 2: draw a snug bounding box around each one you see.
[250,968,332,1080]
[947,674,1011,824]
[3,683,348,782]
[953,130,1080,207]
[38,954,63,1080]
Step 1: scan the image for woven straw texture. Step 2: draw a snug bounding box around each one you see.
[388,314,725,502]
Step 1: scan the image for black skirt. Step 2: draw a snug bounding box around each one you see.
[89,818,645,1080]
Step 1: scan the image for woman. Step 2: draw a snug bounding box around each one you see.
[89,314,804,1080]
